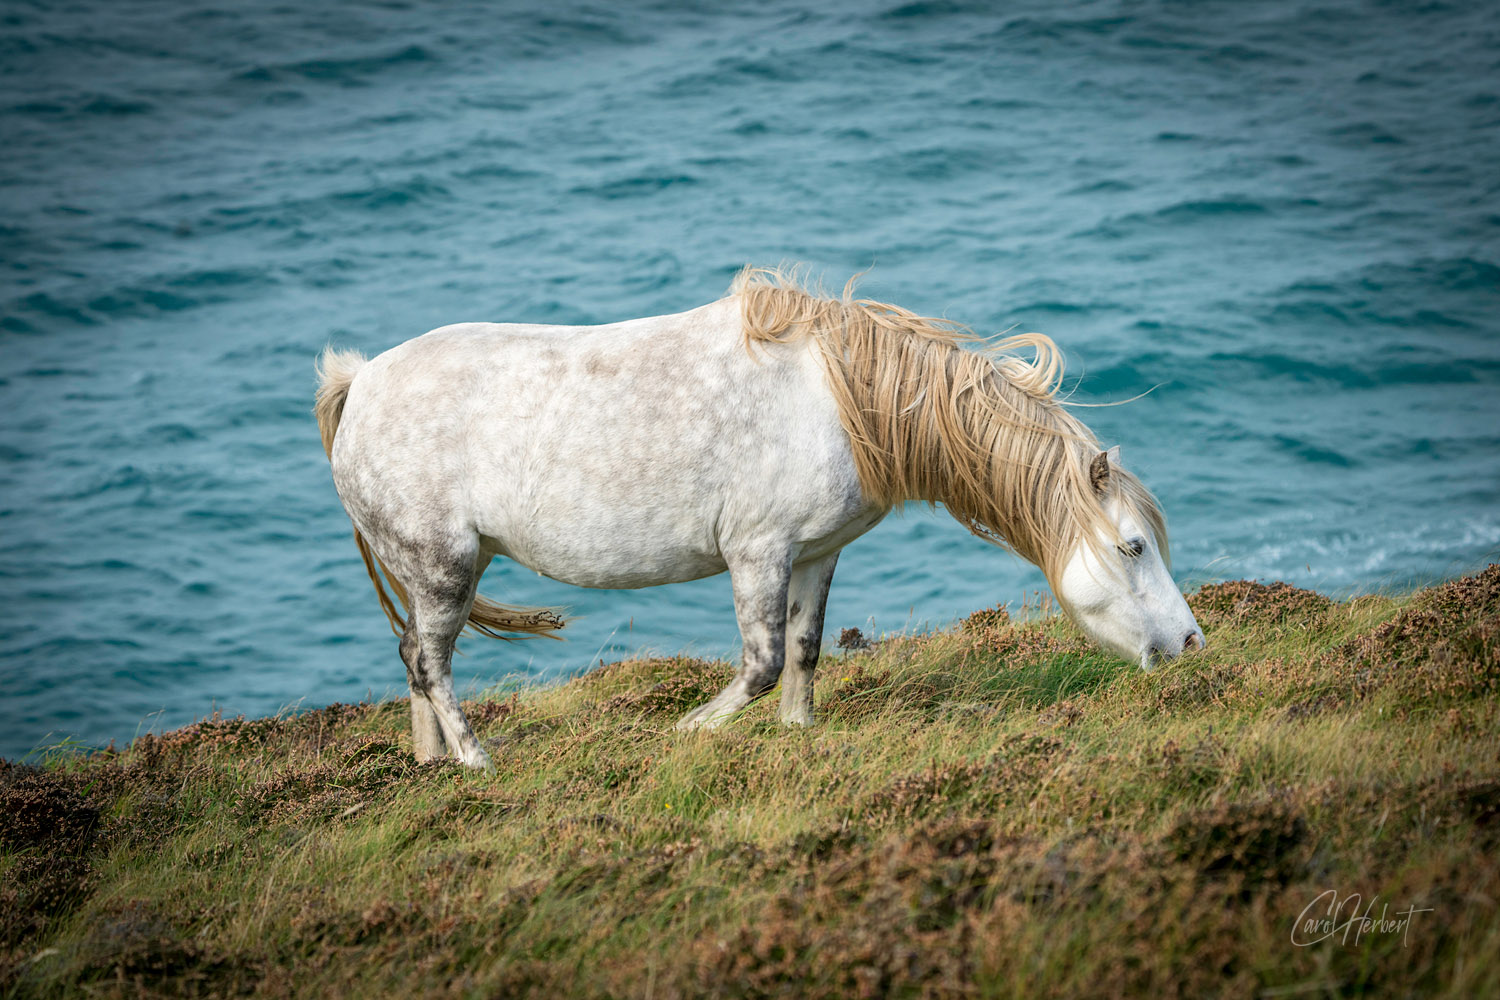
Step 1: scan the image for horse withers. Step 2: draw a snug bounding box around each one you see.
[315,268,1204,769]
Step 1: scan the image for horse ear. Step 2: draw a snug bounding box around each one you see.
[1106,445,1121,466]
[1090,450,1111,496]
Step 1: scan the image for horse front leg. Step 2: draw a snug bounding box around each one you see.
[675,548,791,731]
[779,552,838,726]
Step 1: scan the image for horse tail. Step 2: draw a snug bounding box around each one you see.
[314,347,366,458]
[315,348,405,630]
[315,348,566,641]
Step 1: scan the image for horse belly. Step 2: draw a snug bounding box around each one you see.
[483,492,731,590]
[480,422,877,589]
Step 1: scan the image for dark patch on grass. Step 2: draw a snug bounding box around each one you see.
[1163,793,1308,888]
[1157,734,1231,794]
[1,854,97,950]
[0,761,100,852]
[1280,691,1342,721]
[1453,778,1500,832]
[75,899,260,995]
[461,693,520,727]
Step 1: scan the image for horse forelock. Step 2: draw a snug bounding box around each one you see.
[731,265,1167,585]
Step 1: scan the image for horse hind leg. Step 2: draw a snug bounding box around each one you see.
[400,627,447,761]
[388,537,494,769]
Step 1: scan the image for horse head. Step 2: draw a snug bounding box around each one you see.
[1055,447,1205,670]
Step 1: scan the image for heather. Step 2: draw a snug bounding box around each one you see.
[3,568,1498,998]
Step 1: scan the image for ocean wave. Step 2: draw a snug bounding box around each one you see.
[1273,434,1354,468]
[189,175,454,237]
[568,173,699,199]
[235,44,438,87]
[878,1,987,19]
[866,147,992,181]
[656,56,804,97]
[6,267,278,328]
[1207,351,1375,389]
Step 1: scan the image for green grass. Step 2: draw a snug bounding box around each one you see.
[3,568,1498,998]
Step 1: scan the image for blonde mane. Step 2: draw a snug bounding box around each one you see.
[731,266,1167,586]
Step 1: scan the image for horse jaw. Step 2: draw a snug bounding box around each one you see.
[1054,498,1204,670]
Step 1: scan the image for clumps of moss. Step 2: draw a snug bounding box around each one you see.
[0,762,99,853]
[1154,661,1245,712]
[859,735,1063,828]
[1156,733,1232,794]
[231,735,421,826]
[966,620,1090,661]
[1,855,97,953]
[1420,564,1500,619]
[1324,564,1500,704]
[461,694,519,728]
[580,656,736,717]
[961,605,1011,634]
[686,819,1001,1000]
[1162,793,1308,887]
[70,899,260,994]
[0,762,104,954]
[837,626,872,650]
[136,702,386,761]
[1189,579,1333,629]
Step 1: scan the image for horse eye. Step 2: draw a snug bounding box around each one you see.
[1118,538,1145,558]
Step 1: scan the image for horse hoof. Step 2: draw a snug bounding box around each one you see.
[460,748,495,771]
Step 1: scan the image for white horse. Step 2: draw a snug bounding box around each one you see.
[315,268,1203,769]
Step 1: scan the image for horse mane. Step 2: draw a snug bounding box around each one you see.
[730,265,1167,586]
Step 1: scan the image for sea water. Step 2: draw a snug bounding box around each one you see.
[2,0,1497,758]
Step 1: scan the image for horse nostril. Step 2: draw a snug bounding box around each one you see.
[1182,631,1204,652]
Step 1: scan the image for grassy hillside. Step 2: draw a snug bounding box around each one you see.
[3,568,1498,998]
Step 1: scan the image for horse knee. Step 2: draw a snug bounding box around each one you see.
[399,631,428,693]
[742,666,781,698]
[791,634,820,673]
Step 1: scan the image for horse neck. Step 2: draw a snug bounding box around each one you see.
[907,350,1091,579]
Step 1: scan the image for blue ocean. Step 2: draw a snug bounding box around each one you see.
[2,0,1497,759]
